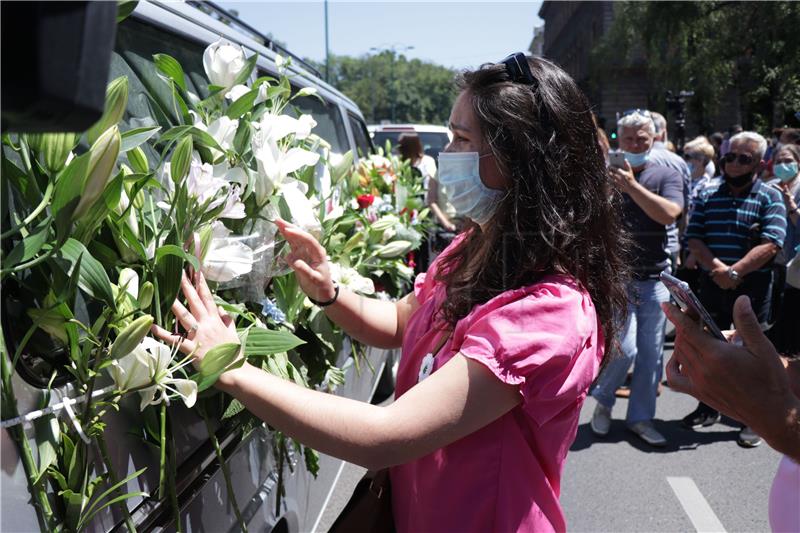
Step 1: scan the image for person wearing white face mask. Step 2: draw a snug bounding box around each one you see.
[153,52,631,533]
[767,143,800,357]
[589,110,684,447]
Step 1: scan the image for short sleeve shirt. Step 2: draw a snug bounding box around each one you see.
[390,236,604,533]
[623,162,685,278]
[686,179,787,271]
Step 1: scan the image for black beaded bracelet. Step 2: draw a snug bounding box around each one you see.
[309,283,340,307]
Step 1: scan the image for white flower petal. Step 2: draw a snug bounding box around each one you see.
[280,148,320,176]
[171,379,198,408]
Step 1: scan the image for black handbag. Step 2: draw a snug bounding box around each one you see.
[329,469,395,533]
[330,330,452,533]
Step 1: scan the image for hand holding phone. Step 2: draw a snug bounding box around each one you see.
[660,272,727,341]
[609,150,626,169]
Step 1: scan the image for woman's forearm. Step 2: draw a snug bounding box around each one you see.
[217,362,391,470]
[321,289,415,349]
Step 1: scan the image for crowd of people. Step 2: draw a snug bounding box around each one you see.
[161,52,797,531]
[588,114,800,450]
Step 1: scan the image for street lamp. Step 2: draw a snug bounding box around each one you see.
[370,44,414,123]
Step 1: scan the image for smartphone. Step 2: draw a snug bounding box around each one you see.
[659,272,727,342]
[609,150,626,168]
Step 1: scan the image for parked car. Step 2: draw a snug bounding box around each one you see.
[1,2,390,532]
[368,123,452,159]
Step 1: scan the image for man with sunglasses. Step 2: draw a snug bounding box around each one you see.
[683,131,787,446]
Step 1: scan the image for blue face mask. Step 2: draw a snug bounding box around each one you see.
[623,149,650,168]
[437,152,503,225]
[687,162,695,175]
[774,162,798,182]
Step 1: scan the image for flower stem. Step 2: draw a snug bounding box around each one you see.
[0,183,54,239]
[158,403,167,497]
[200,408,247,532]
[97,432,137,532]
[1,345,57,530]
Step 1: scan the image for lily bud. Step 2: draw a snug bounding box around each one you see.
[26,133,78,174]
[170,135,193,184]
[74,125,121,218]
[118,268,139,300]
[127,146,148,175]
[138,281,154,310]
[375,240,413,259]
[110,315,154,360]
[87,76,129,145]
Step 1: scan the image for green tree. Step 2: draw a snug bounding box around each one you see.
[311,52,457,124]
[591,1,800,133]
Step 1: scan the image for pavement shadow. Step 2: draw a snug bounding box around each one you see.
[570,417,742,454]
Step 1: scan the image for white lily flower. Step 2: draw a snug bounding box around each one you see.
[275,53,288,74]
[328,263,375,295]
[225,84,250,101]
[110,337,197,411]
[206,116,239,161]
[203,39,247,89]
[225,83,268,106]
[279,181,322,239]
[161,153,245,219]
[253,137,320,203]
[202,222,256,282]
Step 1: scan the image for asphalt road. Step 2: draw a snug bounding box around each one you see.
[317,341,783,532]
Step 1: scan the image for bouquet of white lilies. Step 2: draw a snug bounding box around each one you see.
[0,31,427,532]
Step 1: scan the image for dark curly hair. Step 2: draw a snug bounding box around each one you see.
[435,55,631,357]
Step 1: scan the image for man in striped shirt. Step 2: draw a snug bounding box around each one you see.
[682,131,787,446]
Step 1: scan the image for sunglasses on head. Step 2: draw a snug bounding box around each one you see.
[622,108,653,118]
[722,152,755,165]
[499,52,536,85]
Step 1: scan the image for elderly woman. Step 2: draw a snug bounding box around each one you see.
[153,53,630,532]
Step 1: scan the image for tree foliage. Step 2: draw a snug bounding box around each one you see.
[313,51,457,125]
[592,1,800,133]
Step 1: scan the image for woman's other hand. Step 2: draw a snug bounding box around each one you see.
[151,271,240,365]
[274,218,337,302]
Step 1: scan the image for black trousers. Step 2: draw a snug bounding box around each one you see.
[690,270,773,419]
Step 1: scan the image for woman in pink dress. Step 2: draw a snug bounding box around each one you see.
[154,53,630,532]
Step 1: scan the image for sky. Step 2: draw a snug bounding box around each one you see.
[216,1,543,71]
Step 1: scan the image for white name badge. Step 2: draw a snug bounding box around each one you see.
[418,353,435,382]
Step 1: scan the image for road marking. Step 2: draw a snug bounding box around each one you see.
[667,476,727,533]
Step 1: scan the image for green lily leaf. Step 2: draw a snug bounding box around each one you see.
[4,220,50,267]
[226,88,259,119]
[57,239,116,309]
[242,327,306,357]
[154,244,200,273]
[120,126,161,153]
[153,53,187,92]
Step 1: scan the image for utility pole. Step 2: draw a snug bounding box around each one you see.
[324,0,330,83]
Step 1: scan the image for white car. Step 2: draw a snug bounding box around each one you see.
[368,124,452,158]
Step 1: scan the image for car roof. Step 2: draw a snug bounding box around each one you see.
[133,1,364,118]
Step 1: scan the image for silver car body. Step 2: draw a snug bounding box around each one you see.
[1,2,389,531]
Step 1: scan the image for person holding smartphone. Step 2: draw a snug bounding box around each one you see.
[682,131,787,446]
[663,296,800,533]
[589,110,684,447]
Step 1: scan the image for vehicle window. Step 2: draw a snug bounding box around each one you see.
[418,132,450,158]
[287,89,349,156]
[371,131,402,154]
[4,19,213,388]
[348,113,373,158]
[113,17,209,132]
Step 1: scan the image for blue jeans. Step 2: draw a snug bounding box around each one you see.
[592,279,670,424]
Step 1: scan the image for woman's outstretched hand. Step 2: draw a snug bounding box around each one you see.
[151,270,240,364]
[274,218,337,302]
